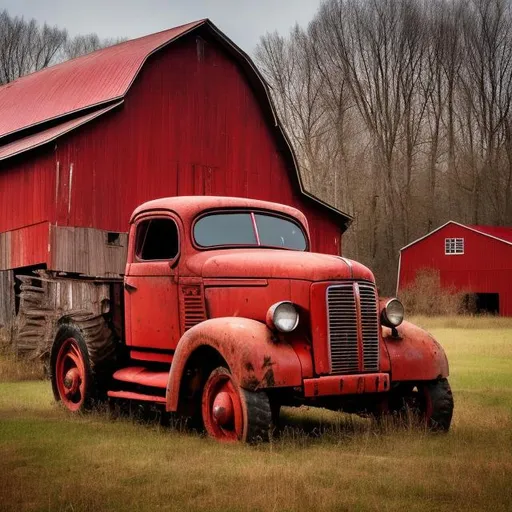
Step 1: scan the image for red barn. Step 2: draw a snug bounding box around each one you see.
[0,19,351,350]
[397,221,512,316]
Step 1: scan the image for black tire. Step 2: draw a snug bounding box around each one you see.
[386,378,454,432]
[423,378,454,431]
[241,388,272,443]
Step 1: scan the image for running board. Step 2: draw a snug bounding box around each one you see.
[112,366,169,389]
[107,390,166,403]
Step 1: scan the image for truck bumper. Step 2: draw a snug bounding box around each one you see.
[303,373,390,397]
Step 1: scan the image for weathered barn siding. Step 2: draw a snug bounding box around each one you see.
[50,226,127,276]
[398,223,512,316]
[0,270,15,334]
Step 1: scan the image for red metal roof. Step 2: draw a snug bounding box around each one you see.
[0,101,123,161]
[0,20,204,141]
[469,225,512,244]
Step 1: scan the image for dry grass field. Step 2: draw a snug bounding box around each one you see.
[1,316,511,512]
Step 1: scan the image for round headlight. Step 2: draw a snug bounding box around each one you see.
[381,298,404,327]
[266,301,299,333]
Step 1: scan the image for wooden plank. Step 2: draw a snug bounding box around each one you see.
[0,271,15,341]
[0,231,11,270]
[51,225,127,277]
[14,271,119,358]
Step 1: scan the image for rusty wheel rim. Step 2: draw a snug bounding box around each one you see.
[202,368,243,442]
[55,338,87,412]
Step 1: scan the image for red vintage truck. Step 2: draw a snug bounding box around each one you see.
[50,196,453,442]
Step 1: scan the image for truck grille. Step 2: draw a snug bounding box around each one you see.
[327,282,379,374]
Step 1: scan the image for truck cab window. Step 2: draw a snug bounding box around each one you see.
[255,214,307,250]
[136,218,179,260]
[194,213,257,247]
[194,211,307,250]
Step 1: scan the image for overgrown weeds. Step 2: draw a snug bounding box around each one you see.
[0,351,44,382]
[399,268,470,315]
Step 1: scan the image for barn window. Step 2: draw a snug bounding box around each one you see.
[445,237,464,255]
[136,218,179,261]
[106,232,121,246]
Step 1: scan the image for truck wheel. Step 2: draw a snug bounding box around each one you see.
[201,367,272,442]
[421,378,454,431]
[388,378,454,432]
[50,324,95,412]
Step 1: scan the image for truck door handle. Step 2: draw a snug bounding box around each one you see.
[124,281,137,293]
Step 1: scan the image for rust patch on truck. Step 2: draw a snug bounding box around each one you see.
[260,356,275,387]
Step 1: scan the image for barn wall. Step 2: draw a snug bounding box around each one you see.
[0,151,56,233]
[399,224,512,315]
[0,222,50,270]
[50,34,342,255]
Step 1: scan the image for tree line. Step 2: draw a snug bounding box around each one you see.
[0,10,124,85]
[256,0,512,293]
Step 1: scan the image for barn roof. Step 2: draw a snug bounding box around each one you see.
[469,225,512,244]
[400,221,512,251]
[0,101,123,161]
[0,19,352,227]
[0,20,204,141]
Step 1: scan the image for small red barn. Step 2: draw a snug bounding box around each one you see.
[397,221,512,316]
[0,19,351,350]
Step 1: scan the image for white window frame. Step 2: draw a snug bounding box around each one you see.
[445,237,464,255]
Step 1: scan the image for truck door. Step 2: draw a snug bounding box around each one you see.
[124,214,181,351]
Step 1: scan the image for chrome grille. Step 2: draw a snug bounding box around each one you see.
[359,283,380,372]
[327,282,379,374]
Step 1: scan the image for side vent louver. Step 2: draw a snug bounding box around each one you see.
[180,285,207,331]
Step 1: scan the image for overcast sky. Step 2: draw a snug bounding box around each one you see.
[2,0,322,53]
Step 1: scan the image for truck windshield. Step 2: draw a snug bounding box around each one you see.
[194,212,307,250]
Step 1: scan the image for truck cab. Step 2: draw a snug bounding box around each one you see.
[50,196,453,442]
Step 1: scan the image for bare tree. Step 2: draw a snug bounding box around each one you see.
[63,33,126,60]
[256,0,512,294]
[0,10,67,84]
[256,27,332,200]
[0,10,125,85]
[458,0,512,224]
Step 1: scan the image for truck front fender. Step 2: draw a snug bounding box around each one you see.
[383,321,449,382]
[166,317,302,412]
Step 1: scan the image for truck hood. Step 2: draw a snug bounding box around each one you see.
[185,249,375,282]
